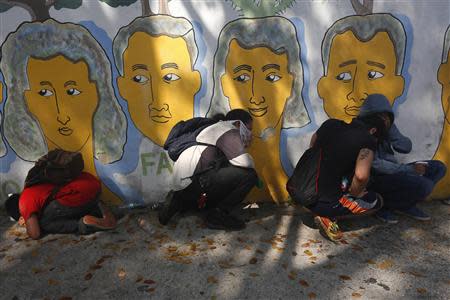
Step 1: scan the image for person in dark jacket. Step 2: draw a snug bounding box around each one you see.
[301,114,387,241]
[158,109,258,230]
[358,94,447,223]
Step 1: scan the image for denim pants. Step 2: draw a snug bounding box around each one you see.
[370,160,447,210]
[39,199,102,234]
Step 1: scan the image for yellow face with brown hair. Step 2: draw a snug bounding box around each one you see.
[221,39,293,135]
[438,51,450,124]
[24,55,98,151]
[117,32,201,146]
[318,31,405,123]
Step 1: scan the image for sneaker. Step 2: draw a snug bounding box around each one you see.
[79,214,117,234]
[205,208,245,231]
[158,190,180,225]
[442,199,450,205]
[314,216,343,242]
[375,209,399,224]
[395,206,431,221]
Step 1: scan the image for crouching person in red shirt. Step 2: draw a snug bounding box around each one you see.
[5,172,116,239]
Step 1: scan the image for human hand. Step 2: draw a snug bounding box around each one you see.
[413,162,427,175]
[18,216,25,227]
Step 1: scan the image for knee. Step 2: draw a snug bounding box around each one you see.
[245,168,258,186]
[414,179,434,199]
[433,160,447,178]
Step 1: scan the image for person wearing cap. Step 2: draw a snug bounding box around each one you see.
[358,94,447,223]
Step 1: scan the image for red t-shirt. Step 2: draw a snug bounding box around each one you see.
[19,172,101,221]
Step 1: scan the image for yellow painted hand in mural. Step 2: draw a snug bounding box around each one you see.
[318,31,404,123]
[117,33,201,146]
[221,39,293,203]
[24,55,121,205]
[432,49,450,199]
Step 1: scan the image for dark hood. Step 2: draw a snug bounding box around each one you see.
[358,94,394,123]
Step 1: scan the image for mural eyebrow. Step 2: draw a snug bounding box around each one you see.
[262,64,280,72]
[233,64,252,74]
[39,81,53,87]
[64,80,77,87]
[132,64,148,71]
[338,60,357,68]
[161,63,179,70]
[367,61,386,69]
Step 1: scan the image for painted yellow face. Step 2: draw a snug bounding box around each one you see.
[438,51,450,124]
[318,31,405,123]
[117,32,201,146]
[221,39,294,135]
[25,55,98,152]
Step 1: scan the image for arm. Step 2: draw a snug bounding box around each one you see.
[372,156,415,174]
[216,130,254,169]
[349,148,373,197]
[388,124,412,154]
[25,214,41,239]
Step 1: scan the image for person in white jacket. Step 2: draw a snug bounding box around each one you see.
[159,109,258,230]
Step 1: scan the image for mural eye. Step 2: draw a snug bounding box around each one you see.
[163,73,180,82]
[233,74,251,83]
[67,88,81,96]
[132,75,149,83]
[266,74,281,82]
[368,71,384,80]
[38,89,53,97]
[336,72,352,81]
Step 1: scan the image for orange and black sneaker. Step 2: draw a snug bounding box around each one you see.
[314,216,343,242]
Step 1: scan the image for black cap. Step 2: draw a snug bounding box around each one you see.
[5,193,20,221]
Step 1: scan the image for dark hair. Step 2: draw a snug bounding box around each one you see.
[211,113,226,122]
[224,109,252,125]
[357,114,389,141]
[5,194,20,221]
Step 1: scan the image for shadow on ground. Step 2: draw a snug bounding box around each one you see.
[1,200,449,299]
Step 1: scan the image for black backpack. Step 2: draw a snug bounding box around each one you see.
[286,146,323,207]
[24,149,84,188]
[164,117,217,162]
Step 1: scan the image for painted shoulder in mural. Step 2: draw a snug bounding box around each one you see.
[433,25,450,199]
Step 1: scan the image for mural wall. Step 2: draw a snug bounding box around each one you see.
[0,0,449,205]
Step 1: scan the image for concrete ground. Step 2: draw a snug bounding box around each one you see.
[1,200,449,300]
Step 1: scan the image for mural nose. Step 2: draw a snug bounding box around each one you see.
[150,103,169,112]
[347,77,368,104]
[250,96,265,106]
[57,114,71,125]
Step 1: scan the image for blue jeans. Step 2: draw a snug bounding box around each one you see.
[370,160,446,210]
[39,199,102,234]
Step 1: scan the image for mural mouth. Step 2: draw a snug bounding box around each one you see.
[58,127,73,136]
[248,106,268,117]
[150,115,171,123]
[344,105,361,116]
